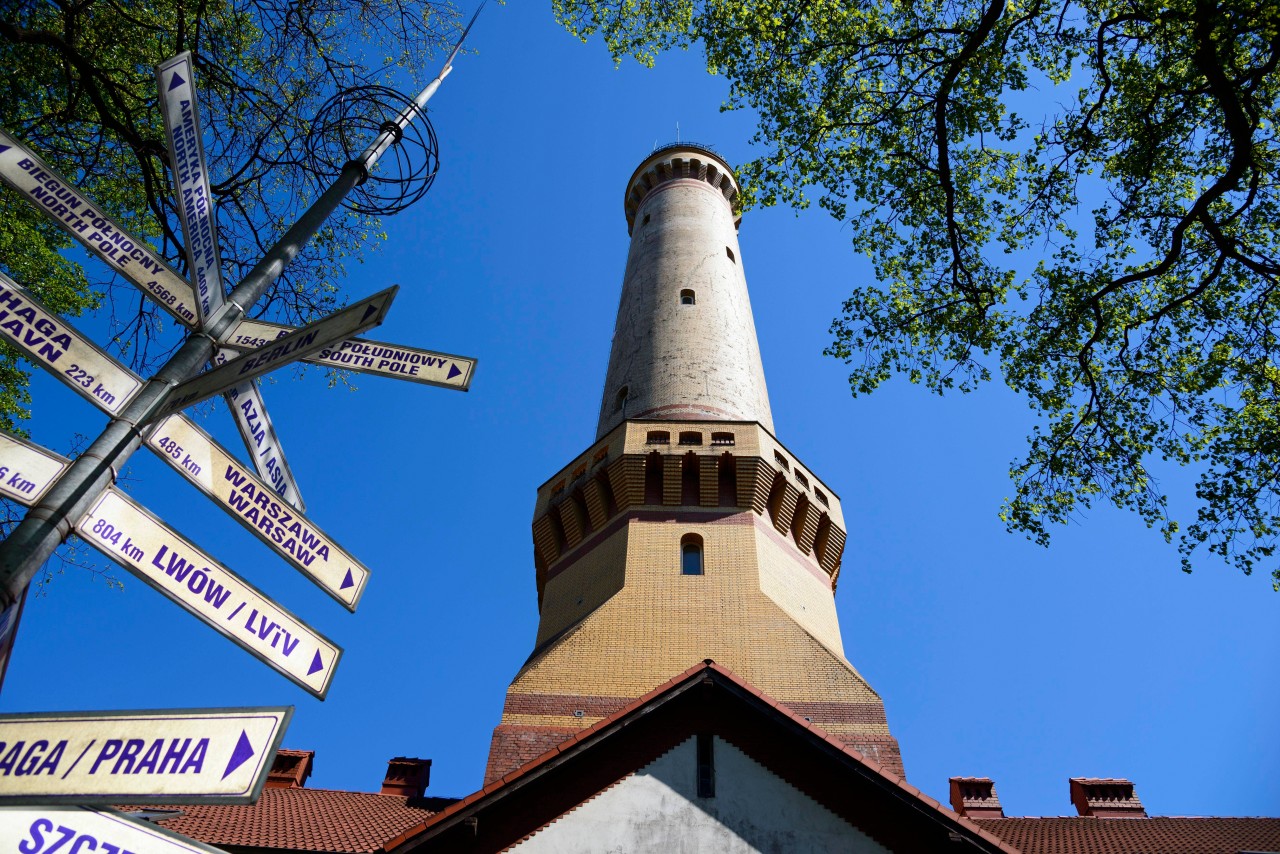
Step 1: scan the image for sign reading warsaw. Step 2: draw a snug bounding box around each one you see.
[144,415,370,610]
[0,706,291,804]
[0,131,199,326]
[0,273,144,416]
[227,319,476,391]
[75,489,342,698]
[1,806,230,854]
[155,286,398,420]
[0,433,69,507]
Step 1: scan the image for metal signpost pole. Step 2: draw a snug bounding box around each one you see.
[0,4,484,624]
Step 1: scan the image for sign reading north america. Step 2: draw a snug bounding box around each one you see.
[0,706,291,804]
[0,433,69,507]
[144,415,369,610]
[226,318,475,391]
[75,488,341,698]
[0,131,199,326]
[1,806,231,854]
[0,273,144,416]
[154,286,398,420]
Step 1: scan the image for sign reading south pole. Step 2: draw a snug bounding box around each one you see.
[154,286,397,420]
[1,806,231,854]
[0,706,291,804]
[75,488,341,698]
[0,130,199,327]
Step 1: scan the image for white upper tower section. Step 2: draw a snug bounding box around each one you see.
[596,144,775,440]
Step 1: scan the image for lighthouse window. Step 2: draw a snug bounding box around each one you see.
[613,385,629,413]
[680,289,696,305]
[681,534,704,575]
[726,246,735,263]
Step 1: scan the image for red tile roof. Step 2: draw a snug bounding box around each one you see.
[976,816,1280,854]
[120,787,441,853]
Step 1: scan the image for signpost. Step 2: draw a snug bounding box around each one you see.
[0,707,291,804]
[0,433,70,507]
[153,287,397,421]
[75,489,341,699]
[1,806,232,854]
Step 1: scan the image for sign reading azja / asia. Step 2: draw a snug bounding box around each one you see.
[0,707,291,804]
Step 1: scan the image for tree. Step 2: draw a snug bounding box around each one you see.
[0,0,459,432]
[554,0,1280,588]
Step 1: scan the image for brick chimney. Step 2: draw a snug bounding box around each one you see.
[949,777,1005,818]
[1069,778,1146,817]
[265,749,314,789]
[381,757,431,798]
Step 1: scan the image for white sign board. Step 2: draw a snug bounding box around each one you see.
[0,432,69,507]
[75,489,341,698]
[1,807,231,854]
[0,706,291,804]
[156,53,226,325]
[227,318,475,391]
[155,286,397,419]
[144,415,368,611]
[217,354,305,512]
[0,273,144,416]
[0,131,199,327]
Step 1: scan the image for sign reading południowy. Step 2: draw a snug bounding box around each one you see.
[144,415,369,611]
[1,806,231,854]
[0,273,145,416]
[226,318,476,391]
[0,706,291,804]
[154,286,397,421]
[75,488,342,698]
[0,432,69,507]
[0,130,199,327]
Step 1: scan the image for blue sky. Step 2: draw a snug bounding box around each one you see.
[4,0,1278,820]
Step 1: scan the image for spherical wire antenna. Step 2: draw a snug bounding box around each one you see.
[305,85,440,216]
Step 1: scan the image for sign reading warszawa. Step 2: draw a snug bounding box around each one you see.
[0,706,291,804]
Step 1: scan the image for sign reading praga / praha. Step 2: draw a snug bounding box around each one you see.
[0,707,290,804]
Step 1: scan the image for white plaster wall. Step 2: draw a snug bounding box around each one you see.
[596,153,774,440]
[509,737,889,853]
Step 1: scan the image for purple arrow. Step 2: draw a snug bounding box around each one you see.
[362,303,378,322]
[341,568,354,590]
[221,729,255,779]
[0,145,10,155]
[308,651,325,675]
[447,363,462,380]
[168,71,186,91]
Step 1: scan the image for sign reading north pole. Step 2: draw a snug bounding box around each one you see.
[75,489,342,699]
[0,707,291,804]
[1,806,231,854]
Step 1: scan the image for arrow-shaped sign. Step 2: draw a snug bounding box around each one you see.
[153,286,397,421]
[1,807,233,854]
[224,318,476,391]
[0,706,292,804]
[0,131,200,326]
[75,488,342,698]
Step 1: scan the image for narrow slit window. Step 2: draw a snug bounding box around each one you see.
[681,533,704,575]
[613,385,629,413]
[680,289,696,305]
[726,246,735,263]
[696,733,715,797]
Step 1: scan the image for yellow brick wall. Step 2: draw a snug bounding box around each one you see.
[536,527,629,647]
[755,529,845,657]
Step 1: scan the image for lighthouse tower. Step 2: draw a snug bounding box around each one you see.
[485,145,902,782]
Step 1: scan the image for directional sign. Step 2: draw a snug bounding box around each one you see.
[0,706,292,804]
[144,415,369,611]
[75,488,342,698]
[1,806,231,854]
[226,318,475,391]
[0,432,70,507]
[0,273,145,416]
[218,357,305,512]
[154,286,397,420]
[157,52,226,325]
[0,130,199,327]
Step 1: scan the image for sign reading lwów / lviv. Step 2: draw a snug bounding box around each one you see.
[0,706,291,804]
[75,489,342,699]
